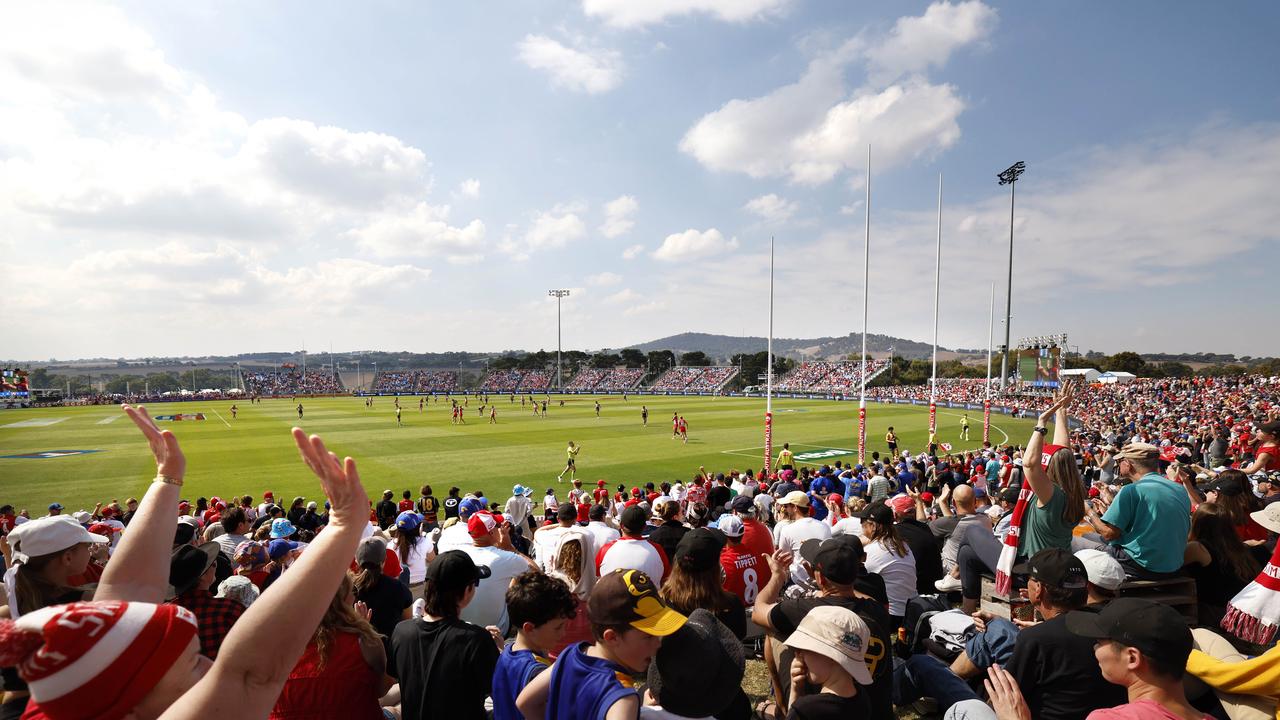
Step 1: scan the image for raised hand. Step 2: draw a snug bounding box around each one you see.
[291,428,367,530]
[123,404,186,480]
[985,664,1033,720]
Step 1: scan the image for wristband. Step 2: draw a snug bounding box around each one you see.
[1033,426,1048,435]
[154,474,184,486]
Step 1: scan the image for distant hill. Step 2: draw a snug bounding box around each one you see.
[631,332,948,361]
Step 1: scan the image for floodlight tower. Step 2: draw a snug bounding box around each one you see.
[548,289,571,389]
[997,161,1025,390]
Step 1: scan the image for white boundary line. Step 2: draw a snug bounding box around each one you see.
[208,409,232,428]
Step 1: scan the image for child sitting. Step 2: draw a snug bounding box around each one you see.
[784,605,875,718]
[492,571,577,720]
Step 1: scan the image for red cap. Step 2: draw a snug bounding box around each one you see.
[631,487,641,496]
[920,492,935,504]
[467,512,502,539]
[597,480,606,487]
[1088,487,1100,498]
[263,491,274,498]
[100,507,115,518]
[87,523,116,536]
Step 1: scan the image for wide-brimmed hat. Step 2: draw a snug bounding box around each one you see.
[169,542,221,597]
[784,605,873,685]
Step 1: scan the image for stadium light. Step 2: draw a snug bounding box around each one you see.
[549,289,571,389]
[997,161,1025,390]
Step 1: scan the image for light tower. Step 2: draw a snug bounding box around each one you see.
[997,161,1025,390]
[548,289,571,389]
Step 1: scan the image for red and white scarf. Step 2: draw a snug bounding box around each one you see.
[1221,541,1280,645]
[995,444,1066,596]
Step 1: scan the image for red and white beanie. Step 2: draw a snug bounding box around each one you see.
[0,601,199,720]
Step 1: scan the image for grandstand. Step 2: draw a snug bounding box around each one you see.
[480,369,525,392]
[241,368,344,396]
[518,370,551,391]
[774,359,890,394]
[565,367,645,391]
[371,370,458,394]
[649,366,739,392]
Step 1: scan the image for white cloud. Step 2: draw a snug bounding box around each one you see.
[622,244,645,260]
[347,202,486,261]
[864,1,998,84]
[588,272,623,286]
[744,193,798,223]
[679,2,991,185]
[599,194,638,238]
[516,35,623,94]
[523,209,588,252]
[458,178,480,198]
[583,0,789,28]
[653,228,739,262]
[604,288,639,304]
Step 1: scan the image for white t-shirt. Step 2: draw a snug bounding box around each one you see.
[598,538,666,586]
[830,517,863,538]
[773,517,831,584]
[504,496,533,528]
[585,521,620,550]
[753,493,774,523]
[435,523,473,553]
[400,535,434,584]
[458,544,533,634]
[864,540,917,617]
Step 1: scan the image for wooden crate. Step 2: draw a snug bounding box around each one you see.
[979,574,1034,622]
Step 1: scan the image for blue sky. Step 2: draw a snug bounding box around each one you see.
[3,1,1279,360]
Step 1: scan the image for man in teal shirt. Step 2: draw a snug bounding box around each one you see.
[1078,442,1190,579]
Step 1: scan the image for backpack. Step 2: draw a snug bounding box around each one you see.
[900,593,952,656]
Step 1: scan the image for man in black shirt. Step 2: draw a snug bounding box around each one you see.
[442,486,461,521]
[752,535,894,720]
[375,489,398,529]
[706,473,732,515]
[389,551,499,720]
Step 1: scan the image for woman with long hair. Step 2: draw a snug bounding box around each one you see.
[1183,502,1262,627]
[1204,469,1268,544]
[287,496,307,526]
[394,511,434,598]
[1,517,108,719]
[351,537,412,655]
[660,529,746,639]
[859,503,916,626]
[1018,381,1087,557]
[270,574,391,720]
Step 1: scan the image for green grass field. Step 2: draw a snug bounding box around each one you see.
[0,395,1035,513]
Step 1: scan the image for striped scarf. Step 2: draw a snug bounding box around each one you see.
[995,444,1067,595]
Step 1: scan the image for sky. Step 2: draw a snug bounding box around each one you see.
[4,0,1280,361]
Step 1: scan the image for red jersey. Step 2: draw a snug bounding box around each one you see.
[398,499,414,513]
[721,542,770,606]
[686,484,707,506]
[739,518,775,560]
[576,502,590,524]
[593,488,609,504]
[1256,443,1280,471]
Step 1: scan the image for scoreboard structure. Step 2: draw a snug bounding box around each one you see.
[1015,334,1066,390]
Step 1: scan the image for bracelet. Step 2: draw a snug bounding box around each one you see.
[1033,426,1048,435]
[154,475,184,486]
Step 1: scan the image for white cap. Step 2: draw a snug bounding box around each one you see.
[717,515,744,538]
[7,515,109,563]
[72,510,92,525]
[1074,548,1125,591]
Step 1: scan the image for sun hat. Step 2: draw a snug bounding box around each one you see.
[589,569,687,637]
[1251,503,1280,535]
[645,609,744,717]
[0,601,199,720]
[7,516,108,562]
[233,540,269,569]
[1074,549,1125,592]
[170,542,223,598]
[215,575,260,607]
[512,484,529,497]
[784,605,873,685]
[72,511,92,525]
[269,518,296,539]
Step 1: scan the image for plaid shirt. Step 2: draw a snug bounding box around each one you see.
[174,586,245,659]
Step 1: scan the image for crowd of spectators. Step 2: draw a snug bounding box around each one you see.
[776,360,891,394]
[480,369,527,392]
[652,366,739,391]
[372,371,458,394]
[517,370,551,391]
[242,369,344,396]
[566,368,646,391]
[564,368,606,390]
[5,375,1280,720]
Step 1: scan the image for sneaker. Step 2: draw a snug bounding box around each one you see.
[935,575,963,592]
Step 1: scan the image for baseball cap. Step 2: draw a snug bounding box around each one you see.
[1207,476,1246,497]
[1012,548,1088,590]
[920,491,935,504]
[396,511,423,531]
[269,518,297,539]
[1115,442,1160,462]
[999,487,1020,503]
[717,515,744,538]
[645,609,744,718]
[268,539,301,560]
[1074,549,1125,592]
[674,529,726,573]
[588,569,687,636]
[778,491,810,507]
[857,502,893,526]
[1066,598,1192,665]
[263,491,274,499]
[467,511,503,538]
[620,504,648,534]
[784,605,873,685]
[799,536,864,585]
[596,479,606,487]
[890,495,914,516]
[356,536,387,567]
[730,495,756,515]
[7,516,109,561]
[425,549,491,590]
[47,502,63,511]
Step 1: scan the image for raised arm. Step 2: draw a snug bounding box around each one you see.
[1051,379,1077,448]
[96,405,186,603]
[161,428,368,720]
[1023,389,1072,503]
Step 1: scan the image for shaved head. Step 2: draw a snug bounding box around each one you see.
[953,484,976,512]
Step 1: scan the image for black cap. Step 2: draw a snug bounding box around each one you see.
[169,542,220,597]
[173,520,196,546]
[1208,475,1246,497]
[799,536,864,585]
[999,487,1020,504]
[857,502,893,526]
[620,504,648,534]
[730,495,756,515]
[1012,548,1088,590]
[425,549,491,589]
[1065,598,1192,665]
[556,504,579,522]
[674,528,726,572]
[646,609,745,717]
